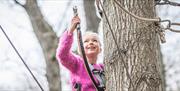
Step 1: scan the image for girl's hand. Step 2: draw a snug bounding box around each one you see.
[69,16,80,34]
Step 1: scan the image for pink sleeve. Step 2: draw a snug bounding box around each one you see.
[56,30,80,73]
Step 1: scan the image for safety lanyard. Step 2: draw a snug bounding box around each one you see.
[73,6,104,91]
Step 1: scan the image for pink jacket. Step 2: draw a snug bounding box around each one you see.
[56,31,104,91]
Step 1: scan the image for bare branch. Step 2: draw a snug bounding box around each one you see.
[168,1,180,6]
[14,0,25,7]
[156,0,180,6]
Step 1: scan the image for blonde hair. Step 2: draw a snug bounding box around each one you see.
[83,31,101,45]
[77,31,101,55]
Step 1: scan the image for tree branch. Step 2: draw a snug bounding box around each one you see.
[14,0,25,8]
[168,1,180,6]
[156,0,180,6]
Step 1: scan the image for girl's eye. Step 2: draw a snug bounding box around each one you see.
[93,39,97,42]
[84,40,88,43]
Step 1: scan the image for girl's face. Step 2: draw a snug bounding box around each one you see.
[83,34,101,58]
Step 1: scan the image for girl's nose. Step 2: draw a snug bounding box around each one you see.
[88,40,94,45]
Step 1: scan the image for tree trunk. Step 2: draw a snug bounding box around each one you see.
[103,0,164,91]
[83,0,101,33]
[16,0,61,91]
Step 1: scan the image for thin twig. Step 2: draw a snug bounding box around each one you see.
[14,0,25,7]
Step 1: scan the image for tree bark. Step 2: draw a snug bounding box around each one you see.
[103,0,164,91]
[83,0,101,33]
[15,0,61,91]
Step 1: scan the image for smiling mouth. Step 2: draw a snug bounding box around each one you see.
[87,46,96,50]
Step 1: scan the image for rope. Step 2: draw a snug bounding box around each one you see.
[0,25,44,91]
[113,0,180,33]
[113,0,160,22]
[73,6,104,91]
[95,0,180,90]
[77,30,104,91]
[114,0,180,33]
[97,1,180,90]
[98,0,135,89]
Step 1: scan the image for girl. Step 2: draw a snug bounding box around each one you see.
[56,16,105,91]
